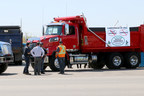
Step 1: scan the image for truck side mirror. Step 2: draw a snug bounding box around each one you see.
[65,24,69,35]
[42,26,44,36]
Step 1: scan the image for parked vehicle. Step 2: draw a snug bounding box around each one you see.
[0,26,23,65]
[0,41,13,74]
[32,15,144,71]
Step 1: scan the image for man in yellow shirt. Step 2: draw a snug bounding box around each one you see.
[56,41,66,74]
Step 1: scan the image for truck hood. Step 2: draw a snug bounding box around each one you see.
[40,35,59,41]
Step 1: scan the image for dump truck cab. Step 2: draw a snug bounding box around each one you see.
[41,21,80,56]
[39,16,87,71]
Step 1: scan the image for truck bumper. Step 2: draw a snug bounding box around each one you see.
[0,56,14,63]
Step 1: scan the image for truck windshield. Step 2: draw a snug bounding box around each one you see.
[1,44,13,55]
[45,26,62,35]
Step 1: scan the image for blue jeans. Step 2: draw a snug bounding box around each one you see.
[58,57,65,74]
[23,57,30,73]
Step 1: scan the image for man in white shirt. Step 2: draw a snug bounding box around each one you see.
[31,42,44,75]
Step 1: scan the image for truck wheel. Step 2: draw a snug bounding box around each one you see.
[18,61,22,65]
[89,61,105,69]
[125,52,140,69]
[15,61,22,65]
[19,61,22,65]
[106,53,124,69]
[43,65,48,70]
[49,56,60,71]
[89,54,105,69]
[0,63,8,74]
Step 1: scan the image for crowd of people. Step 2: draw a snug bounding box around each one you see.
[23,41,66,75]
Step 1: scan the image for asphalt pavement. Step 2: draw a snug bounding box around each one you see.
[0,63,144,96]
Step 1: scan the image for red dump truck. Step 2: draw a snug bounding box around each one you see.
[32,15,144,71]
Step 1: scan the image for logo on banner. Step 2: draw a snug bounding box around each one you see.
[108,30,117,36]
[111,36,125,46]
[119,29,128,36]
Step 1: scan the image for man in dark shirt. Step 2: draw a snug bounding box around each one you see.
[40,42,47,74]
[23,43,31,75]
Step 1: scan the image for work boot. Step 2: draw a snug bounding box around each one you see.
[23,73,31,75]
[34,72,37,75]
[41,72,45,74]
[38,73,41,75]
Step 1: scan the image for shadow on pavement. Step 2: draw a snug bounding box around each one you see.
[62,73,73,75]
[0,73,18,76]
[8,64,25,67]
[45,67,144,73]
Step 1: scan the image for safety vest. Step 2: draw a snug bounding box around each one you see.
[58,45,66,57]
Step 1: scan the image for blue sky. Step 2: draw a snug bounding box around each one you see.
[0,0,144,37]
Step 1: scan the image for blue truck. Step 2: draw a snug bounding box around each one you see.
[0,26,23,65]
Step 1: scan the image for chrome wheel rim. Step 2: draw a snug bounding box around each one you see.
[130,55,138,66]
[54,58,60,69]
[113,56,121,66]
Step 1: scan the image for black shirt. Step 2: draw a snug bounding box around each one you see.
[43,48,47,55]
[24,46,31,57]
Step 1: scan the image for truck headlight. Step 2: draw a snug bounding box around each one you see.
[49,37,59,42]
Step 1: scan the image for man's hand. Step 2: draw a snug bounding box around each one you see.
[55,52,58,58]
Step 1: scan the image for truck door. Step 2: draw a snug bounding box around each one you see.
[62,25,79,51]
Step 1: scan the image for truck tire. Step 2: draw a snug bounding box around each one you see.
[18,61,22,65]
[15,61,22,65]
[0,63,8,74]
[49,55,60,71]
[125,52,140,69]
[106,53,124,69]
[89,60,105,69]
[43,65,48,70]
[89,54,106,69]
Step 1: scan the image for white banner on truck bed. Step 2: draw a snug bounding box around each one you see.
[106,27,130,47]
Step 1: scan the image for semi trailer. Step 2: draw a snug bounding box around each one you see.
[34,15,144,71]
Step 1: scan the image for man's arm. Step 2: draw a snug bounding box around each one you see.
[55,47,60,58]
[41,48,45,57]
[30,48,35,57]
[24,48,28,56]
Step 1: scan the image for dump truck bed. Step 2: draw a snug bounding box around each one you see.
[81,25,144,53]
